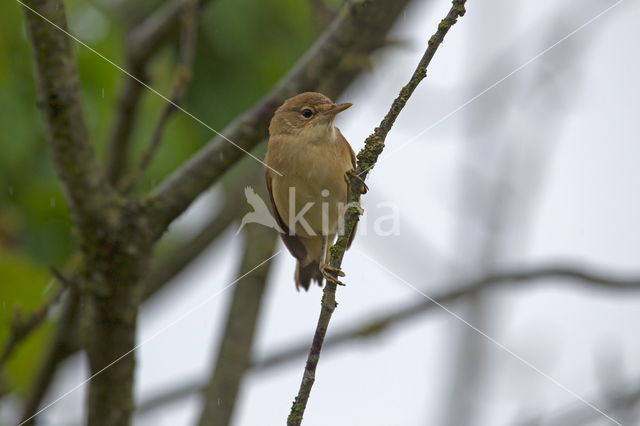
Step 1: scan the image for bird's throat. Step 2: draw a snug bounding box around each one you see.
[301,121,337,146]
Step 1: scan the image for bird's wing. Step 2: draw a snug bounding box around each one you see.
[336,130,359,250]
[265,170,308,263]
[336,128,357,171]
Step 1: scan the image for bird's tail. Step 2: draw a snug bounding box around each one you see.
[294,260,323,291]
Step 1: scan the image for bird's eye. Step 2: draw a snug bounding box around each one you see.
[301,108,314,118]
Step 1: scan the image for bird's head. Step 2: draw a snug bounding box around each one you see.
[268,92,352,141]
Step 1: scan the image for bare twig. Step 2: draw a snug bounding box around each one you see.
[122,0,201,192]
[127,0,211,68]
[197,223,278,426]
[145,0,413,240]
[287,3,468,423]
[0,272,67,366]
[49,266,76,289]
[20,287,80,425]
[135,262,640,414]
[106,77,145,184]
[106,0,214,184]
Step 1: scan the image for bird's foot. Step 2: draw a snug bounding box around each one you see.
[347,170,369,194]
[320,263,346,286]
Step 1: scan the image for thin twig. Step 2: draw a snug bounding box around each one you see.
[106,0,215,184]
[19,288,80,426]
[0,273,67,366]
[127,0,211,68]
[122,0,201,192]
[287,2,468,423]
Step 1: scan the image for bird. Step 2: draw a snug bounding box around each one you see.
[236,186,283,235]
[264,92,365,291]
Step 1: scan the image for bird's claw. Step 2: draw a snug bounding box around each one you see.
[320,263,346,286]
[347,170,369,194]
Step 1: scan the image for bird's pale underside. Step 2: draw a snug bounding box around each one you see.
[265,92,360,290]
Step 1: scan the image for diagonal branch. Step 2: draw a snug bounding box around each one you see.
[0,277,66,366]
[145,0,413,240]
[19,287,80,426]
[21,0,118,242]
[287,1,468,424]
[518,380,640,426]
[265,262,640,372]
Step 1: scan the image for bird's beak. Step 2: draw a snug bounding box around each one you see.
[322,102,352,117]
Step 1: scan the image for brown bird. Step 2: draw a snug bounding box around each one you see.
[265,92,363,290]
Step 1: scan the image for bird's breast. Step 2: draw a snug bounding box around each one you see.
[267,135,351,237]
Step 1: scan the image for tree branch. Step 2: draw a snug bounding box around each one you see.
[266,262,640,372]
[197,223,278,426]
[22,0,118,242]
[127,0,212,69]
[287,1,467,424]
[135,262,640,415]
[20,287,80,425]
[106,0,215,184]
[0,272,66,366]
[122,0,201,192]
[145,0,413,240]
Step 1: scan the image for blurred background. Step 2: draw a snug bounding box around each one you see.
[1,0,640,424]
